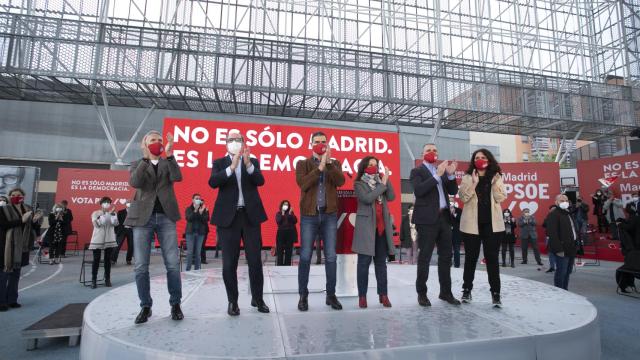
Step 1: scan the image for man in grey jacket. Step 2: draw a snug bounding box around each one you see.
[518,208,543,266]
[124,130,184,324]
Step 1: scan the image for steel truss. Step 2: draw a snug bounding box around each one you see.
[0,0,638,140]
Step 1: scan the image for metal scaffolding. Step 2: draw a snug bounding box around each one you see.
[0,0,638,140]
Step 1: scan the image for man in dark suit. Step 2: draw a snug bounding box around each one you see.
[625,191,640,217]
[209,131,269,316]
[111,202,134,265]
[410,143,460,306]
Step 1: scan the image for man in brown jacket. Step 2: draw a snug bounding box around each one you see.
[295,131,345,311]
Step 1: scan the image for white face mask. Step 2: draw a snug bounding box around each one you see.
[633,196,639,202]
[559,201,570,210]
[227,142,242,155]
[54,207,62,213]
[193,199,202,206]
[504,213,509,217]
[101,203,111,210]
[125,203,131,208]
[150,159,159,166]
[0,201,6,207]
[282,205,289,211]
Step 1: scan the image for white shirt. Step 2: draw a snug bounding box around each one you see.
[225,154,255,207]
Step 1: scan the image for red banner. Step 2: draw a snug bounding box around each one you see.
[577,154,640,226]
[54,168,135,249]
[164,118,402,247]
[414,160,561,244]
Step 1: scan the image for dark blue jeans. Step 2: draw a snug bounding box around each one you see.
[298,212,337,296]
[185,233,205,271]
[357,232,388,296]
[554,255,574,290]
[133,213,182,307]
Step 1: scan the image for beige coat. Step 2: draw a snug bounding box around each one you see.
[89,210,118,250]
[458,173,507,235]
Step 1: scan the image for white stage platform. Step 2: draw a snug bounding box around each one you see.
[80,265,600,360]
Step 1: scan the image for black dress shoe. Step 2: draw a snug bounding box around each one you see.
[171,304,184,320]
[546,268,555,273]
[201,260,208,264]
[91,280,97,289]
[126,260,132,265]
[326,295,343,310]
[0,305,7,312]
[298,295,308,311]
[134,307,152,324]
[492,293,502,308]
[8,303,21,308]
[227,302,240,316]
[251,299,270,313]
[417,293,431,307]
[105,279,112,287]
[439,293,461,305]
[461,290,472,303]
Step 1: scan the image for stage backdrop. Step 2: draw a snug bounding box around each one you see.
[577,154,640,227]
[413,160,561,248]
[55,168,134,249]
[164,118,402,248]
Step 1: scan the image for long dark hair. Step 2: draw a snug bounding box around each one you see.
[355,156,378,182]
[278,199,290,211]
[465,148,501,178]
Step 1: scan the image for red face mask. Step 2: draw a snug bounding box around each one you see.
[148,142,164,156]
[364,166,378,175]
[313,143,327,155]
[423,152,438,163]
[474,159,488,170]
[10,195,23,205]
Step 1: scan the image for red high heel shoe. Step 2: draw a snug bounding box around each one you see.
[359,296,368,308]
[379,295,392,308]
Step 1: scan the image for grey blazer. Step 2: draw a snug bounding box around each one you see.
[517,215,537,240]
[351,180,396,257]
[124,157,183,227]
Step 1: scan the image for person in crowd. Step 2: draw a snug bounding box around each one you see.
[126,130,184,324]
[625,191,639,217]
[0,189,43,311]
[296,131,346,311]
[592,189,607,233]
[502,208,517,268]
[59,199,73,257]
[573,197,589,241]
[352,157,395,308]
[545,194,578,290]
[45,203,66,265]
[275,200,298,266]
[617,209,640,292]
[209,131,269,316]
[410,143,460,307]
[543,204,558,273]
[89,197,118,289]
[185,194,209,271]
[450,200,463,268]
[399,205,415,263]
[112,201,134,265]
[458,148,506,307]
[518,208,543,266]
[604,189,625,240]
[200,198,210,264]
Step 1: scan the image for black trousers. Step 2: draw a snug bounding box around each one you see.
[416,212,453,295]
[357,231,388,296]
[501,234,515,265]
[0,268,21,306]
[462,223,501,294]
[92,248,113,280]
[521,236,542,264]
[276,228,296,266]
[200,233,208,262]
[218,209,264,303]
[112,229,134,263]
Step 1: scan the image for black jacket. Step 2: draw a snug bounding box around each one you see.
[62,208,73,235]
[185,206,210,235]
[400,214,412,248]
[209,156,267,227]
[409,165,458,225]
[114,209,129,235]
[544,208,578,257]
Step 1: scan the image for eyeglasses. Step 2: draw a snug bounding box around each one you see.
[0,175,19,185]
[226,138,243,143]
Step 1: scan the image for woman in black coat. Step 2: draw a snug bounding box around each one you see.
[275,200,298,266]
[501,209,517,268]
[592,190,607,233]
